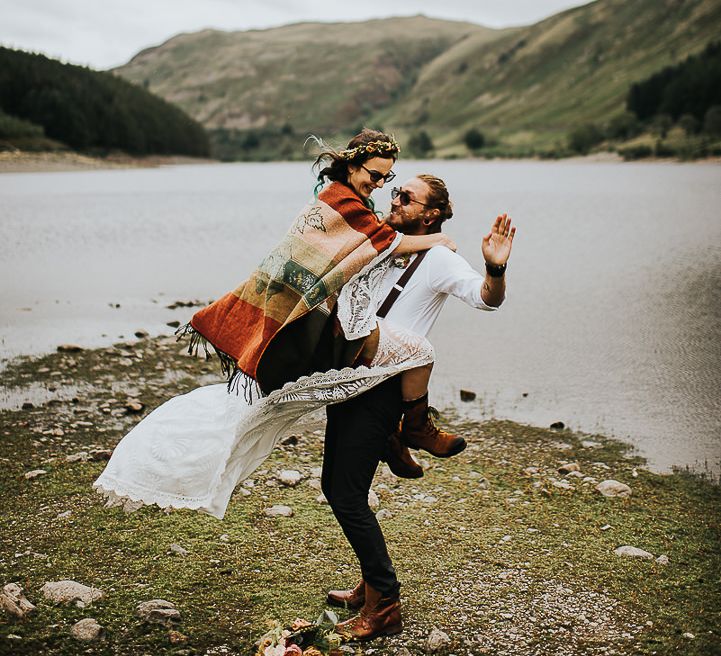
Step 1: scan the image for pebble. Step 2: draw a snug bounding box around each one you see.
[41,580,104,604]
[265,505,293,517]
[136,599,181,625]
[1,583,36,618]
[552,479,574,490]
[368,489,380,510]
[426,627,451,652]
[316,493,328,504]
[682,632,695,639]
[459,389,476,402]
[655,554,669,565]
[278,470,302,487]
[125,400,145,413]
[558,462,580,474]
[169,543,188,556]
[24,469,47,480]
[550,421,565,430]
[613,545,654,560]
[71,618,103,641]
[57,344,83,353]
[376,509,392,521]
[596,480,632,498]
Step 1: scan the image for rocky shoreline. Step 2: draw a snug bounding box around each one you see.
[1,335,719,655]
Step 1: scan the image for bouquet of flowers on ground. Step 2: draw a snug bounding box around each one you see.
[255,610,345,656]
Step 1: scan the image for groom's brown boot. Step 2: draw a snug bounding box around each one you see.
[327,579,365,610]
[382,430,424,479]
[400,393,466,458]
[335,582,403,641]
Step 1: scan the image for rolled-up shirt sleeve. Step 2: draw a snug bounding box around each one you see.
[426,246,501,311]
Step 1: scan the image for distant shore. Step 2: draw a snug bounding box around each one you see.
[0,150,217,173]
[3,149,720,174]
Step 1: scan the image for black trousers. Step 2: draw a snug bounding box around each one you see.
[321,375,402,597]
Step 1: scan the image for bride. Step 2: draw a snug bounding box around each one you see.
[94,129,455,519]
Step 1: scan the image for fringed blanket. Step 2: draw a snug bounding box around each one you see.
[181,182,400,394]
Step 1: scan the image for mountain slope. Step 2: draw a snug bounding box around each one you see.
[115,16,504,133]
[377,0,721,149]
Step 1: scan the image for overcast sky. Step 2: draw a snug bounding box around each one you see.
[1,0,594,70]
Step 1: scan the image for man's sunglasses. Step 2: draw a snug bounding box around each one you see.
[361,164,396,184]
[391,187,431,207]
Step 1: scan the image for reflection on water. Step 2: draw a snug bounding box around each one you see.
[1,160,720,477]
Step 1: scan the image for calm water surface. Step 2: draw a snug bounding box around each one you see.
[1,160,720,477]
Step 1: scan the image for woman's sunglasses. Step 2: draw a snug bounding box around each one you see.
[361,164,396,184]
[391,187,431,207]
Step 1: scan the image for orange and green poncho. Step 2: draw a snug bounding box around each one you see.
[180,181,399,395]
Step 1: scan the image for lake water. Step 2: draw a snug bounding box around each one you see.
[1,160,720,478]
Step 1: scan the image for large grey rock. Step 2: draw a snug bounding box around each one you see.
[614,545,654,560]
[169,543,188,556]
[71,618,103,641]
[426,627,451,652]
[136,599,181,625]
[596,479,632,498]
[1,583,36,618]
[265,505,293,517]
[41,580,104,604]
[656,554,670,565]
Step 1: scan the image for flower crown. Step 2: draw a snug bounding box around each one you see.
[339,138,401,160]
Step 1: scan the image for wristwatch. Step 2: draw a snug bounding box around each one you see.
[485,262,507,277]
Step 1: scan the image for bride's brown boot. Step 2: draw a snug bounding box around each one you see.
[382,429,424,479]
[335,582,403,641]
[400,393,466,458]
[326,579,365,610]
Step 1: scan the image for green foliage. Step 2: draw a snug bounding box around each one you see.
[463,128,485,151]
[651,114,673,138]
[618,144,654,160]
[407,130,434,157]
[677,113,700,135]
[0,109,44,138]
[605,112,641,140]
[567,123,604,154]
[704,105,721,136]
[627,41,721,122]
[209,126,304,161]
[0,47,210,156]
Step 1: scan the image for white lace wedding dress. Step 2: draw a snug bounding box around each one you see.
[94,256,433,519]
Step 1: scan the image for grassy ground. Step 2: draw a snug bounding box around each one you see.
[1,336,719,655]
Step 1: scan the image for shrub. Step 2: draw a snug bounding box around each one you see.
[463,128,485,151]
[678,113,700,135]
[408,130,433,157]
[704,105,721,136]
[618,144,653,160]
[567,123,604,154]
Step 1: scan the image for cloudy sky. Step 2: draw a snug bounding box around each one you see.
[1,0,593,70]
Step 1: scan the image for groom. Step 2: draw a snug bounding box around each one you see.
[322,174,516,640]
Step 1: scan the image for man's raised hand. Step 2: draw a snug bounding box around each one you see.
[481,213,516,266]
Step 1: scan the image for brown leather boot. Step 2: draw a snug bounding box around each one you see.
[382,430,424,479]
[326,579,365,610]
[400,394,466,458]
[335,582,403,641]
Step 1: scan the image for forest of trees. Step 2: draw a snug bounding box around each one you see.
[627,41,721,126]
[0,47,209,156]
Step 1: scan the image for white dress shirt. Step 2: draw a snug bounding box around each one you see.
[375,245,498,337]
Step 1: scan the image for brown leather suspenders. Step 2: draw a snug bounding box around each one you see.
[376,250,428,318]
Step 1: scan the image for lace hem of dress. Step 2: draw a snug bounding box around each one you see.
[93,339,432,520]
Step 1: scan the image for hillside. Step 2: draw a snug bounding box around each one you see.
[112,1,721,159]
[380,0,721,153]
[115,16,502,133]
